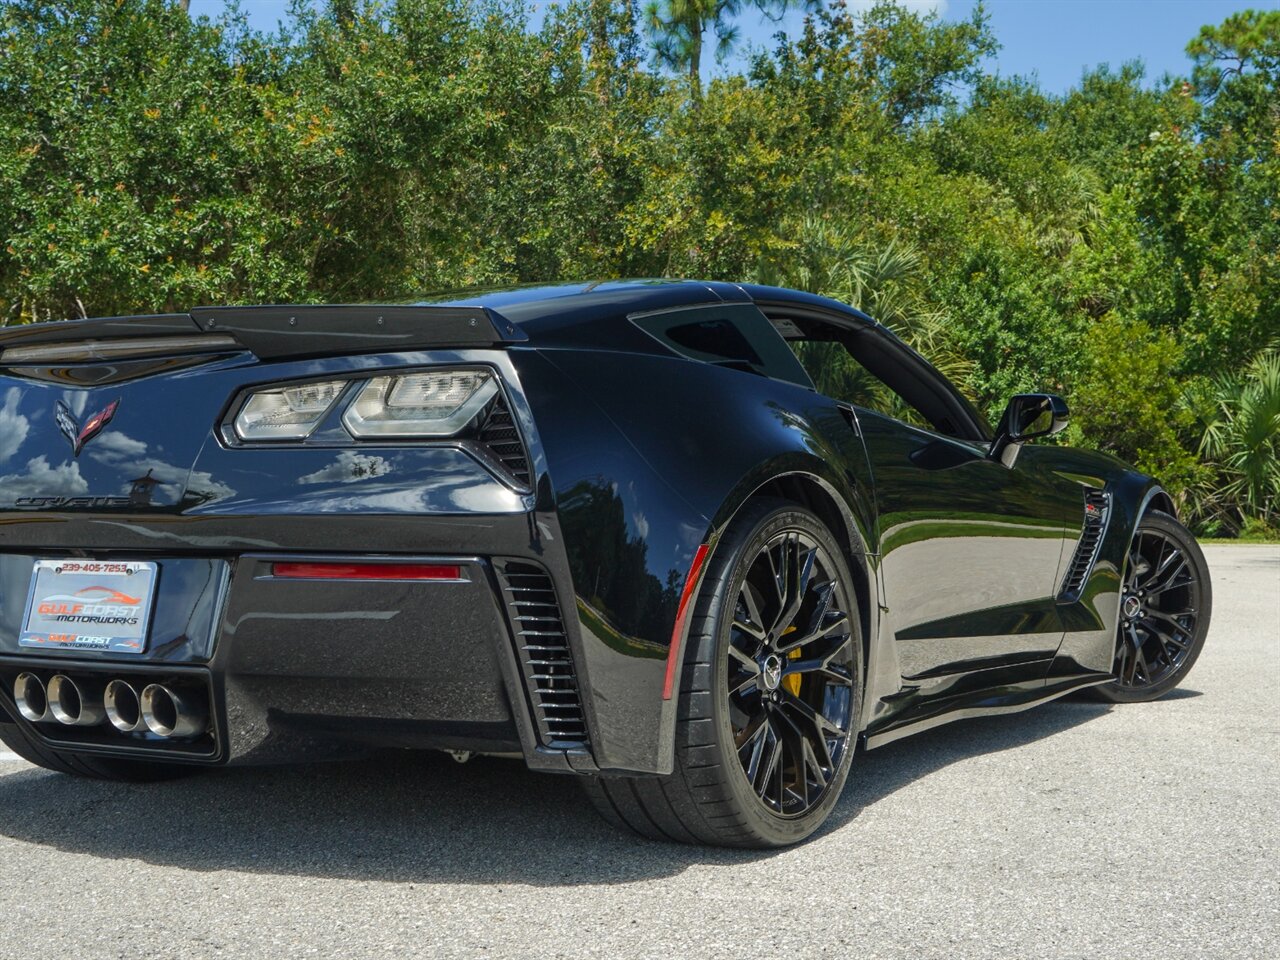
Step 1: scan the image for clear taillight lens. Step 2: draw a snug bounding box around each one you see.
[233,380,346,440]
[342,370,498,437]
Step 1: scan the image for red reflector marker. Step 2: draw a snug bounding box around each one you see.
[662,543,711,701]
[271,562,463,581]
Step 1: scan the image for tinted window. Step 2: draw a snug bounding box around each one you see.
[790,339,944,433]
[632,304,813,388]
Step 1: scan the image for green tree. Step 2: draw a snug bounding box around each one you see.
[1194,350,1280,533]
[1188,8,1280,97]
[1068,315,1205,505]
[1,0,1275,535]
[642,0,808,97]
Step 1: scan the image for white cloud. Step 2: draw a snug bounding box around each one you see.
[79,429,235,505]
[0,388,30,465]
[298,451,394,485]
[0,456,89,498]
[87,430,148,462]
[448,484,527,512]
[59,390,88,418]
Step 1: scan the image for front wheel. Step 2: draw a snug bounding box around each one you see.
[584,499,863,847]
[1089,510,1212,703]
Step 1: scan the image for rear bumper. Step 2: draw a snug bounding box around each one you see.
[0,543,594,773]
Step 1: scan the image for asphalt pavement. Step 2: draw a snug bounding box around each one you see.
[1,545,1276,959]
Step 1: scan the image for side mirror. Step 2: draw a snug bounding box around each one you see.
[990,393,1068,467]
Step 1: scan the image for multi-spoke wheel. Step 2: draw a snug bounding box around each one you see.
[726,528,856,818]
[1090,510,1212,703]
[583,498,862,847]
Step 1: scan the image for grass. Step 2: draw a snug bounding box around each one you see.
[1199,538,1280,545]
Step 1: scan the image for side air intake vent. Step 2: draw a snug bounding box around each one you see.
[495,560,587,748]
[1060,489,1111,601]
[477,394,531,488]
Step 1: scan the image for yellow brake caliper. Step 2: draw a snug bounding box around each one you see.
[781,625,803,696]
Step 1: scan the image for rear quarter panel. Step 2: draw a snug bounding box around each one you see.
[513,346,877,774]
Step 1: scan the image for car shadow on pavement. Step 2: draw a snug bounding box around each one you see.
[0,699,1111,885]
[1151,686,1203,700]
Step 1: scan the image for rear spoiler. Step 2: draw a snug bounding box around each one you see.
[0,304,525,365]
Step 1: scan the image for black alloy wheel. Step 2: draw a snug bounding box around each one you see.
[1091,510,1212,703]
[582,498,863,847]
[726,528,857,818]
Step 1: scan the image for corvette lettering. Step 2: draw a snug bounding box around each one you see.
[14,496,133,509]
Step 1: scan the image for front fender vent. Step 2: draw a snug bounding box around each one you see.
[1059,489,1111,601]
[495,560,587,748]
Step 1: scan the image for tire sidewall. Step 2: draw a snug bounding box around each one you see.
[1098,510,1213,703]
[696,502,863,846]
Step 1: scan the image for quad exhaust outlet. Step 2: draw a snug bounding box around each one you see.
[104,679,143,733]
[47,674,107,727]
[11,674,208,741]
[140,683,208,739]
[13,673,49,723]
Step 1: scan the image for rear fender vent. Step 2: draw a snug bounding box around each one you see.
[494,560,587,748]
[477,393,532,489]
[1059,489,1111,601]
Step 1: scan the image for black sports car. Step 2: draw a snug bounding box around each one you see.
[0,281,1211,847]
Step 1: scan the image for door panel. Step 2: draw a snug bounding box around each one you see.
[858,412,1079,691]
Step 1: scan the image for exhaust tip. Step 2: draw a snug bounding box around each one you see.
[48,674,107,727]
[104,680,142,733]
[140,684,207,739]
[13,673,49,723]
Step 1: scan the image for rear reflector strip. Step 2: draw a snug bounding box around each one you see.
[271,562,463,581]
[662,543,711,701]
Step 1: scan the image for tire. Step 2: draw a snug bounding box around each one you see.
[0,720,196,782]
[1088,509,1212,703]
[584,498,863,847]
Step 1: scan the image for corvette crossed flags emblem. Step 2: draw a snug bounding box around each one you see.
[55,398,120,457]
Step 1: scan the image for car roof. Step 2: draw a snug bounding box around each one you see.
[413,279,738,320]
[411,279,877,343]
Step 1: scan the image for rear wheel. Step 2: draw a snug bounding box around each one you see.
[1089,510,1212,703]
[0,721,195,782]
[584,499,862,847]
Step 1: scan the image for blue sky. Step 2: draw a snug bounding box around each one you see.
[187,0,1280,94]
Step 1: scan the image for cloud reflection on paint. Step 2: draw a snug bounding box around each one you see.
[0,455,89,498]
[85,429,234,506]
[0,388,30,465]
[298,451,394,485]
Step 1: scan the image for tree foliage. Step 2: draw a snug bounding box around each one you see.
[0,0,1276,534]
[642,0,808,97]
[1193,350,1280,533]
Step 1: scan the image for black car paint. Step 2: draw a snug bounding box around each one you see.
[0,281,1163,777]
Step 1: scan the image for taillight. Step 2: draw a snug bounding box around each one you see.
[233,381,346,440]
[228,368,504,442]
[342,371,498,438]
[224,366,530,487]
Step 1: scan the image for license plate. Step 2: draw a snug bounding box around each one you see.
[19,560,158,654]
